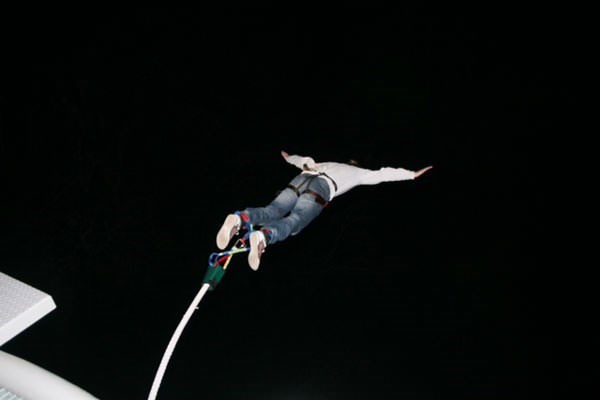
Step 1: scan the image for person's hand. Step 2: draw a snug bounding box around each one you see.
[281,150,289,160]
[414,166,433,178]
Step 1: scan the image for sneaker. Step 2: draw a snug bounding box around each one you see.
[248,230,267,271]
[216,214,241,250]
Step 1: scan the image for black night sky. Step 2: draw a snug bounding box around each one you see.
[1,8,562,400]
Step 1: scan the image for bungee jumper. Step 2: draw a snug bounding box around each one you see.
[211,150,433,274]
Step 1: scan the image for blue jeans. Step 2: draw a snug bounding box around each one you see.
[241,174,331,245]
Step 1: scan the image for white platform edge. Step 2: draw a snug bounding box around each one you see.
[0,271,57,346]
[0,271,99,399]
[0,350,99,400]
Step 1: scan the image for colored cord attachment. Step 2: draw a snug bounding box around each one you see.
[203,231,252,290]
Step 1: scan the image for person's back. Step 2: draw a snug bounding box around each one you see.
[306,161,416,199]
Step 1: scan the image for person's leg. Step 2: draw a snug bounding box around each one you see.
[242,187,297,225]
[217,175,305,250]
[263,194,323,244]
[242,172,321,224]
[248,197,320,270]
[259,176,331,245]
[247,176,330,269]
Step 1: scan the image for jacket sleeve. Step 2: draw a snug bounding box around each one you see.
[285,154,317,170]
[360,167,415,185]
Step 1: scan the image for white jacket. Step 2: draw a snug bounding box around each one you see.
[285,154,416,201]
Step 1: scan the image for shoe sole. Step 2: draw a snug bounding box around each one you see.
[216,214,239,250]
[248,232,263,271]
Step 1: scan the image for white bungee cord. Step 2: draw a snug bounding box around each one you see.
[147,283,211,400]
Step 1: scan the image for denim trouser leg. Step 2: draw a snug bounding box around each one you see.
[262,193,325,244]
[241,174,330,245]
[242,187,298,226]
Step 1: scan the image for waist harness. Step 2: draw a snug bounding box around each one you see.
[286,173,337,207]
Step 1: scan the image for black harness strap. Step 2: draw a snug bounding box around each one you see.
[286,184,301,197]
[319,172,338,192]
[285,174,331,208]
[304,189,329,207]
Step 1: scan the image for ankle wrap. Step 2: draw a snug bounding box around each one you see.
[236,212,251,230]
[262,228,273,245]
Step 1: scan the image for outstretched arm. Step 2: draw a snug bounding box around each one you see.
[414,166,433,178]
[280,150,316,170]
